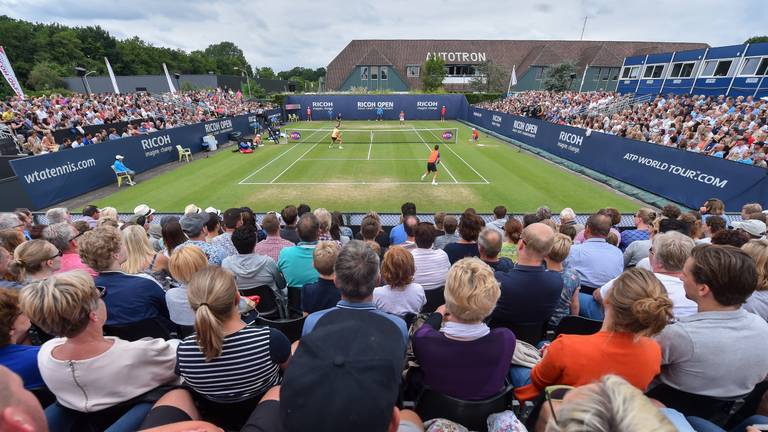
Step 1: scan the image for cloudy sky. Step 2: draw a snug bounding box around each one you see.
[1,0,765,71]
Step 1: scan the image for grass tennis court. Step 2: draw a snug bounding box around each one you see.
[93,120,641,213]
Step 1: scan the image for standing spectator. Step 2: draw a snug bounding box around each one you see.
[80,205,100,229]
[546,234,581,328]
[742,239,768,320]
[487,205,508,234]
[619,208,656,251]
[167,246,208,327]
[209,208,242,259]
[410,222,451,292]
[443,212,484,264]
[45,208,70,225]
[176,212,226,265]
[278,213,320,288]
[373,246,426,316]
[699,198,725,221]
[433,215,459,250]
[79,226,170,327]
[302,241,341,313]
[499,217,523,262]
[43,222,97,276]
[478,228,514,272]
[412,257,515,400]
[567,213,624,296]
[302,240,408,344]
[280,205,300,244]
[0,289,45,390]
[9,240,61,284]
[222,225,284,293]
[254,213,295,263]
[490,223,562,330]
[306,105,312,121]
[651,245,768,414]
[390,202,416,245]
[176,266,290,429]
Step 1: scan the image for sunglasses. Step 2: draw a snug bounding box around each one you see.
[545,385,575,426]
[46,250,64,260]
[95,285,107,298]
[69,230,86,242]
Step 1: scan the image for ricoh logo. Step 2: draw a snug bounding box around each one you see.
[417,101,439,108]
[204,119,233,134]
[491,115,502,128]
[513,120,538,138]
[312,101,334,109]
[557,131,584,154]
[141,134,171,150]
[357,101,394,110]
[473,112,482,118]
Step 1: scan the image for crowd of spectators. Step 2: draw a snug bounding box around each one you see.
[0,89,274,155]
[476,91,768,167]
[0,199,767,431]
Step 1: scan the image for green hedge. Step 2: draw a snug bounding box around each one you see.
[461,93,503,104]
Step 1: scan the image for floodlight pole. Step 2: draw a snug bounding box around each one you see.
[235,67,252,98]
[580,16,589,41]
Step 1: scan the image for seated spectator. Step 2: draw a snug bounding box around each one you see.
[302,241,408,345]
[242,311,422,432]
[490,223,562,329]
[0,365,49,431]
[373,246,426,316]
[400,215,419,250]
[574,209,622,245]
[0,246,20,289]
[433,211,446,236]
[487,205,508,234]
[112,155,136,177]
[443,211,484,264]
[0,289,44,390]
[222,225,284,293]
[277,213,320,288]
[313,208,338,245]
[0,225,26,255]
[652,245,768,409]
[625,218,692,270]
[499,217,523,262]
[167,246,209,326]
[390,202,416,245]
[546,234,581,328]
[19,271,179,431]
[711,228,751,248]
[699,215,726,244]
[559,207,584,233]
[358,215,386,257]
[302,241,340,313]
[433,215,459,250]
[176,213,226,265]
[567,213,624,295]
[332,211,353,240]
[161,219,187,257]
[515,268,673,401]
[79,226,170,327]
[478,228,514,272]
[253,213,295,263]
[121,225,170,286]
[523,213,542,227]
[80,205,100,229]
[279,205,300,244]
[177,266,290,428]
[412,257,515,400]
[732,219,767,241]
[742,239,768,320]
[619,208,656,251]
[9,240,61,283]
[410,222,451,292]
[99,207,120,224]
[209,208,242,258]
[45,208,70,225]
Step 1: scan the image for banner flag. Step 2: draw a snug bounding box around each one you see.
[104,57,120,94]
[506,65,517,96]
[162,63,176,94]
[0,46,25,99]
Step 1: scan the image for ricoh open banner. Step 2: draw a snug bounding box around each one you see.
[284,95,468,121]
[10,113,260,210]
[466,107,768,211]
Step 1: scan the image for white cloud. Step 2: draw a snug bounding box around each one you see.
[1,0,764,71]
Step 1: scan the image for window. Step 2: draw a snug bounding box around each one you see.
[600,68,610,81]
[360,66,368,80]
[406,65,420,77]
[371,66,378,80]
[701,59,733,77]
[380,66,388,80]
[535,67,548,79]
[740,57,768,76]
[593,67,601,81]
[621,66,640,79]
[611,69,619,81]
[643,65,664,79]
[670,62,695,78]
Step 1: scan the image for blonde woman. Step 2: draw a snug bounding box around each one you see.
[373,246,426,316]
[312,208,339,246]
[19,270,178,431]
[167,246,208,326]
[9,240,61,283]
[120,225,169,286]
[743,239,768,320]
[412,257,516,400]
[176,266,290,428]
[515,268,673,402]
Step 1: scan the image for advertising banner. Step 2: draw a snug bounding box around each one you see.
[285,94,468,121]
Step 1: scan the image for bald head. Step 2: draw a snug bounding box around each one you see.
[521,223,556,258]
[585,214,612,238]
[0,366,47,432]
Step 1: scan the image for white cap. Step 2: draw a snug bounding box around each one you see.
[115,155,124,160]
[732,219,767,238]
[133,204,155,217]
[184,204,201,214]
[205,206,222,216]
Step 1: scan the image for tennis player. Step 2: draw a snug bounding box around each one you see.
[399,110,405,125]
[471,128,480,145]
[329,125,343,149]
[420,144,440,185]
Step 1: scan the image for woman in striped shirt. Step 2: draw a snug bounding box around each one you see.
[176,265,291,429]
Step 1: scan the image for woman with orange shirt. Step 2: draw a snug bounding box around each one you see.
[515,268,674,402]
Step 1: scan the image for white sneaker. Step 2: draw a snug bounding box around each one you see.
[420,174,426,181]
[432,180,437,185]
[338,146,343,149]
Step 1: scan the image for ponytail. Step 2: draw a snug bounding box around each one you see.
[187,265,239,362]
[194,302,225,361]
[607,268,674,337]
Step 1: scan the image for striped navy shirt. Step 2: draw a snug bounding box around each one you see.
[176,325,290,403]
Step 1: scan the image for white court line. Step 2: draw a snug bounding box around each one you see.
[302,158,423,161]
[237,128,326,184]
[426,129,490,184]
[239,181,490,185]
[268,131,330,183]
[412,127,458,183]
[367,130,373,160]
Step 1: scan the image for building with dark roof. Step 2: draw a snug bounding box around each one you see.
[326,40,709,92]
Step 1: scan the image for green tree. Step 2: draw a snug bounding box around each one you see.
[203,41,250,75]
[469,60,508,93]
[258,67,275,79]
[745,36,768,44]
[542,62,577,92]
[26,61,65,91]
[421,55,446,92]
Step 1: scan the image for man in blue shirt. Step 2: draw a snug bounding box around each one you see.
[302,240,408,345]
[176,212,227,265]
[565,213,624,296]
[112,155,135,176]
[278,213,321,289]
[389,202,416,245]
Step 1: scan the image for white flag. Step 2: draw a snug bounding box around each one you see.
[163,63,176,94]
[104,57,120,94]
[0,46,25,99]
[506,65,518,96]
